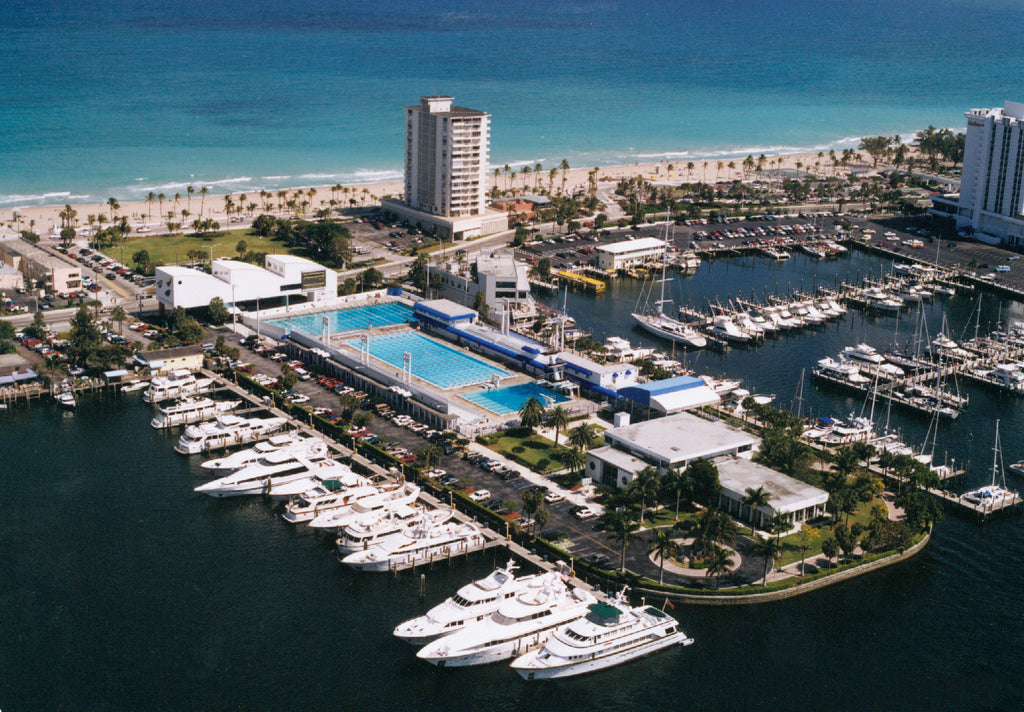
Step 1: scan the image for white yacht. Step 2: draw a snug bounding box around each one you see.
[200,433,321,471]
[841,343,885,365]
[985,363,1024,393]
[415,573,597,667]
[174,415,288,454]
[603,336,654,362]
[336,507,452,555]
[818,416,875,445]
[301,482,420,528]
[56,382,76,409]
[340,519,486,573]
[193,453,346,498]
[762,305,799,331]
[632,311,707,349]
[962,421,1018,508]
[709,315,750,344]
[393,559,543,645]
[813,357,871,385]
[281,481,380,524]
[511,589,694,680]
[733,312,765,339]
[143,370,215,404]
[150,397,240,429]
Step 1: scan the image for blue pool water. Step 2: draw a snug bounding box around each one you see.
[461,382,569,415]
[346,331,508,390]
[270,302,414,335]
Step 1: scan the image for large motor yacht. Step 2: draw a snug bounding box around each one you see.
[174,415,287,454]
[394,559,544,646]
[150,396,239,429]
[336,507,452,556]
[340,519,486,573]
[511,589,694,680]
[194,456,358,498]
[306,482,421,529]
[414,572,597,667]
[143,370,215,404]
[200,433,321,471]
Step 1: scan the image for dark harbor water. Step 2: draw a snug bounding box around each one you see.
[3,251,1024,711]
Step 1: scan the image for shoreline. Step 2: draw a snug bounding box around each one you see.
[2,149,884,237]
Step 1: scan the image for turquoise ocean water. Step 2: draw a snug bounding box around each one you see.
[2,0,1024,208]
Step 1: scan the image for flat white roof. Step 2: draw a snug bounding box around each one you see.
[648,385,720,413]
[556,351,636,376]
[597,237,665,254]
[714,456,829,514]
[605,411,760,464]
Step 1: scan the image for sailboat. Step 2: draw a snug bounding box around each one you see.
[961,420,1018,508]
[631,214,707,349]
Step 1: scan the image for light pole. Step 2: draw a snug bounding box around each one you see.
[231,284,237,333]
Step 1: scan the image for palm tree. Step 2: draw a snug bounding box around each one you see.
[751,534,782,586]
[559,159,570,194]
[660,467,693,521]
[544,405,570,446]
[686,162,694,182]
[145,192,156,220]
[549,167,558,193]
[705,545,734,589]
[603,510,638,572]
[200,186,209,217]
[503,164,512,191]
[768,511,791,541]
[798,523,819,576]
[648,529,678,584]
[742,154,755,179]
[518,396,545,431]
[628,466,661,524]
[559,446,586,478]
[741,485,772,534]
[186,185,195,212]
[692,508,737,558]
[110,305,127,336]
[157,193,166,217]
[566,423,596,451]
[107,197,120,224]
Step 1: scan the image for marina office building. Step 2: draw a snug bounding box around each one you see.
[154,255,338,314]
[596,237,667,271]
[947,101,1024,246]
[382,96,508,241]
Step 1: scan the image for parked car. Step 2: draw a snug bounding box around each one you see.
[468,490,491,502]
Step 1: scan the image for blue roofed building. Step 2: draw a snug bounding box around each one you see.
[617,375,720,415]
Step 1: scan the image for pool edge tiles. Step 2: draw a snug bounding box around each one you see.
[267,301,415,335]
[461,382,570,416]
[345,331,510,390]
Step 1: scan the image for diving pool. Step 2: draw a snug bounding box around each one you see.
[346,331,509,390]
[461,382,569,415]
[269,301,415,335]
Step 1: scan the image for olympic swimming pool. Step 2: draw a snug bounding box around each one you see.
[461,382,569,415]
[268,301,415,335]
[346,331,509,390]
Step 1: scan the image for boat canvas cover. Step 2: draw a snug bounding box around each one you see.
[587,602,624,622]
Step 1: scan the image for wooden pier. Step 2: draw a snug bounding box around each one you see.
[931,488,1024,521]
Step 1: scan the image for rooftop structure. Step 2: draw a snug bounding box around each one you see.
[133,344,206,374]
[713,455,829,531]
[617,375,721,414]
[154,254,337,312]
[955,101,1024,246]
[587,411,760,488]
[596,237,666,270]
[434,249,536,323]
[0,237,81,293]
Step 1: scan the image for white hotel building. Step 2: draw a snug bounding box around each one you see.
[950,101,1024,246]
[382,96,508,240]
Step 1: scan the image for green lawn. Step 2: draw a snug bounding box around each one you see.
[479,430,570,475]
[101,228,312,268]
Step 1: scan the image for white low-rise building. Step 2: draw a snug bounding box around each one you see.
[586,411,760,488]
[155,255,337,312]
[596,237,666,271]
[713,455,829,531]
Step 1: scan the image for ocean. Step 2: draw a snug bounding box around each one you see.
[2,250,1024,710]
[3,0,1024,207]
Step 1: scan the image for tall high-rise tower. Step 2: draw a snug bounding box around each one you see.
[404,96,489,218]
[956,101,1024,245]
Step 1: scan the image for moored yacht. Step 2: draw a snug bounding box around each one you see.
[813,357,871,385]
[193,452,346,498]
[709,315,750,344]
[174,414,288,454]
[511,589,694,680]
[632,311,707,349]
[304,481,421,529]
[337,507,452,555]
[151,396,240,429]
[415,572,597,667]
[200,432,320,470]
[281,481,381,524]
[341,519,486,573]
[143,369,215,404]
[394,558,543,645]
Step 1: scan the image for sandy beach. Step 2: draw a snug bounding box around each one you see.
[1,150,863,237]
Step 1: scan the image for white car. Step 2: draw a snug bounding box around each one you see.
[286,394,310,404]
[468,490,490,502]
[544,491,563,503]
